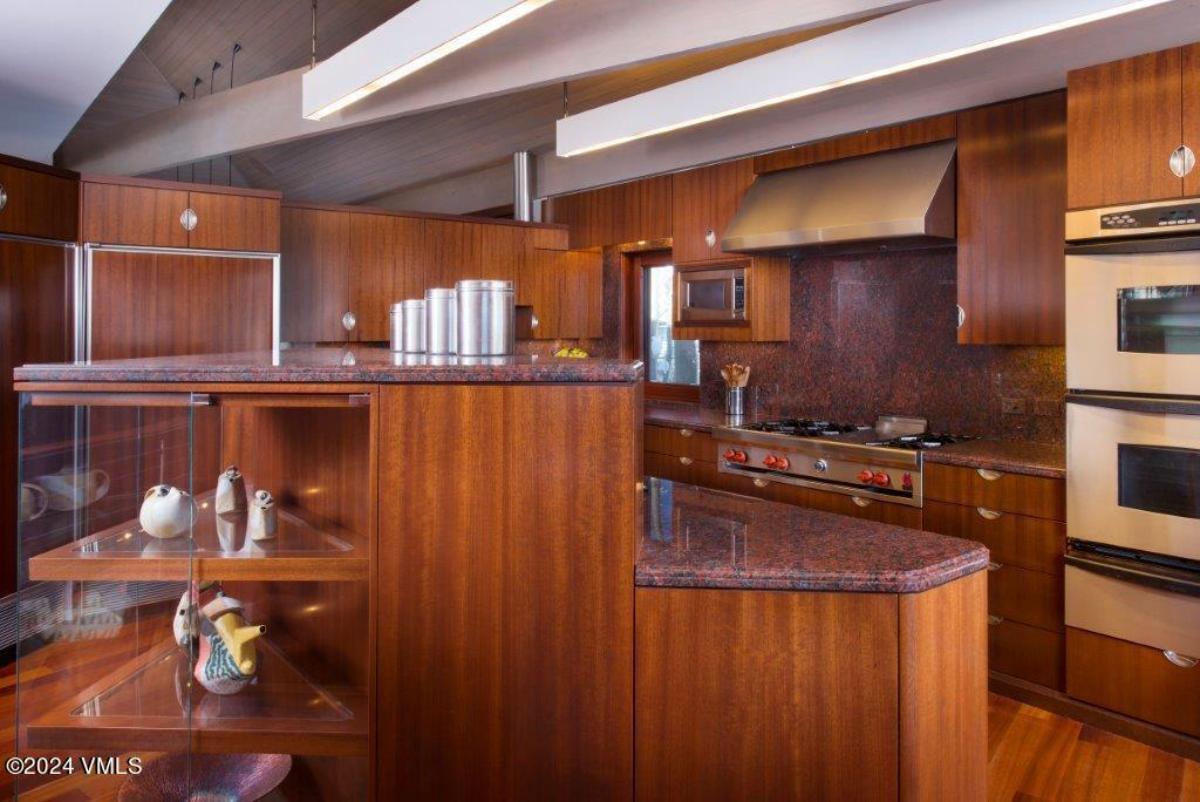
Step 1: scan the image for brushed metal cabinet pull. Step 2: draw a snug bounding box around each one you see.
[851,496,872,508]
[987,615,1004,626]
[0,183,7,212]
[977,468,1003,482]
[987,561,1003,572]
[635,481,647,493]
[956,304,965,329]
[977,507,1003,520]
[678,456,693,466]
[1170,145,1196,178]
[704,228,717,248]
[678,428,694,438]
[1163,650,1199,668]
[752,478,769,488]
[342,311,357,331]
[179,207,198,231]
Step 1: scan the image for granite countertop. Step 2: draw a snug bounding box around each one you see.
[644,401,756,432]
[922,439,1065,479]
[14,347,644,384]
[637,478,989,593]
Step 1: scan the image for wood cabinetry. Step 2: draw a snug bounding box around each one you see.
[671,256,790,342]
[378,383,637,800]
[635,575,986,801]
[1184,43,1200,197]
[671,158,754,264]
[526,247,603,340]
[281,206,351,343]
[1067,47,1190,209]
[0,155,78,241]
[956,92,1066,345]
[543,175,672,249]
[753,114,957,174]
[82,177,280,251]
[923,464,1066,690]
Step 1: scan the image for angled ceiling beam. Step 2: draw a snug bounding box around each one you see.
[59,0,920,175]
[556,0,1174,157]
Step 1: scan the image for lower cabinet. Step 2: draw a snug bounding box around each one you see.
[635,577,987,801]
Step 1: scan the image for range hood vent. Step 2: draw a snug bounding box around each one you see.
[721,140,956,255]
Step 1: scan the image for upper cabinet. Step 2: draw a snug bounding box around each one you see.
[672,256,790,343]
[957,92,1066,346]
[671,159,755,264]
[1067,46,1196,209]
[753,115,957,174]
[0,156,79,242]
[281,206,351,343]
[81,177,281,252]
[543,175,672,249]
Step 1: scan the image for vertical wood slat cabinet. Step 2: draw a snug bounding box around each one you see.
[1183,43,1200,198]
[956,92,1066,345]
[1066,46,1192,209]
[377,382,638,801]
[81,177,281,252]
[0,155,79,241]
[281,206,352,343]
[348,213,425,342]
[670,158,755,264]
[524,248,604,340]
[543,175,673,249]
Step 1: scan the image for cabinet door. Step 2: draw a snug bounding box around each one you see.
[1183,43,1200,197]
[186,190,280,252]
[348,213,397,342]
[281,207,350,342]
[1067,48,1183,209]
[82,182,190,247]
[557,249,604,340]
[422,219,484,290]
[0,162,78,241]
[522,248,562,339]
[671,159,754,264]
[957,92,1065,345]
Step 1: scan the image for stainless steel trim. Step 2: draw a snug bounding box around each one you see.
[712,425,920,467]
[1163,650,1199,668]
[84,244,94,362]
[1065,196,1200,242]
[513,151,534,222]
[1066,562,1200,655]
[0,183,6,212]
[0,231,76,249]
[1170,145,1196,179]
[720,462,921,507]
[271,254,281,362]
[83,242,280,260]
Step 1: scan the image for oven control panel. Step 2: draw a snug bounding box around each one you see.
[1068,199,1200,242]
[1101,204,1198,230]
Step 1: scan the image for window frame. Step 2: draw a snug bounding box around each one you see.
[623,250,700,403]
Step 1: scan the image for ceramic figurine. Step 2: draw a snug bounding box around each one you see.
[215,465,247,515]
[215,512,244,553]
[139,485,198,539]
[173,582,221,648]
[247,489,277,542]
[194,594,266,695]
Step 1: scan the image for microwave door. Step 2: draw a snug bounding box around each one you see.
[1066,250,1200,395]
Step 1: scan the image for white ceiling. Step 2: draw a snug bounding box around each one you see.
[0,0,169,163]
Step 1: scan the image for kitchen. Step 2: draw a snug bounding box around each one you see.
[1,1,1200,800]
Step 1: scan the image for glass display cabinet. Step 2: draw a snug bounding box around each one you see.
[14,388,373,800]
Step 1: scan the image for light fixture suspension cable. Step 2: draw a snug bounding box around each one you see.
[311,0,318,69]
[208,61,222,184]
[561,81,569,118]
[175,92,185,181]
[190,77,202,182]
[228,42,240,186]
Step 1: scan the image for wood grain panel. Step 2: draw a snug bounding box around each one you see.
[671,255,790,342]
[0,161,78,241]
[1067,48,1184,209]
[1184,44,1200,198]
[671,158,755,264]
[0,240,71,596]
[923,500,1064,575]
[991,618,1064,690]
[82,182,188,247]
[899,571,988,802]
[1067,627,1200,738]
[90,252,273,359]
[378,383,637,801]
[281,206,350,343]
[635,587,899,802]
[924,463,1065,521]
[957,92,1066,345]
[988,562,1062,632]
[753,114,956,174]
[186,190,281,252]
[544,175,672,249]
[643,424,718,463]
[557,248,604,339]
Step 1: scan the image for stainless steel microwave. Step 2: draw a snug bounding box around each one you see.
[675,266,746,324]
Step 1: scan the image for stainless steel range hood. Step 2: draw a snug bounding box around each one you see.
[721,140,956,255]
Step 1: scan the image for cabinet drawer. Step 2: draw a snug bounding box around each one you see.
[770,483,921,528]
[0,162,78,241]
[82,182,190,247]
[644,424,718,463]
[187,191,280,252]
[924,463,1064,521]
[645,451,720,488]
[1067,627,1200,738]
[988,562,1061,632]
[923,500,1063,575]
[989,617,1063,690]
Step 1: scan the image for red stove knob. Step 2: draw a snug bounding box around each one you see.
[901,472,913,490]
[724,449,737,461]
[733,451,748,464]
[872,472,892,487]
[775,456,791,470]
[763,455,777,467]
[857,469,875,484]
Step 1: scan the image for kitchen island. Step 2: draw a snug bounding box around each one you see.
[637,478,989,802]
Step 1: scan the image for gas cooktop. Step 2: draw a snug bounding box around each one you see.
[865,433,978,451]
[740,418,867,437]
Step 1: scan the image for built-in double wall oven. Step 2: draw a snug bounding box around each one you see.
[1064,198,1200,668]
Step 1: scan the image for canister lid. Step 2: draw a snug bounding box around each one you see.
[456,279,514,292]
[425,287,457,299]
[400,298,425,308]
[390,302,404,313]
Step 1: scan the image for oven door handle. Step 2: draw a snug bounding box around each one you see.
[1066,548,1200,599]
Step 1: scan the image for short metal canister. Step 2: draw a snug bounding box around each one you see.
[400,299,426,353]
[424,288,457,355]
[456,279,515,356]
[389,303,404,351]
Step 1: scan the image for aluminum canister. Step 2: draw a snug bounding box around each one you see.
[425,288,457,355]
[389,303,404,351]
[456,279,515,356]
[401,299,425,353]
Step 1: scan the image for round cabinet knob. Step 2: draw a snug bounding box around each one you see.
[678,428,694,438]
[857,469,875,484]
[813,459,828,473]
[679,456,693,466]
[872,472,891,487]
[1170,145,1196,178]
[179,207,198,231]
[774,456,790,470]
[0,183,7,212]
[342,311,357,331]
[704,228,717,248]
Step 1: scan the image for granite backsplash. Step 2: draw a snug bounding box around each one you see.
[700,249,1065,443]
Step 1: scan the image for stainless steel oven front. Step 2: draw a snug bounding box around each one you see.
[675,266,746,324]
[1067,395,1200,561]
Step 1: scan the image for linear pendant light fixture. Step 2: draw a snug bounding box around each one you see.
[556,0,1173,157]
[304,0,556,120]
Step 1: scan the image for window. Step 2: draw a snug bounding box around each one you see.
[643,264,700,390]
